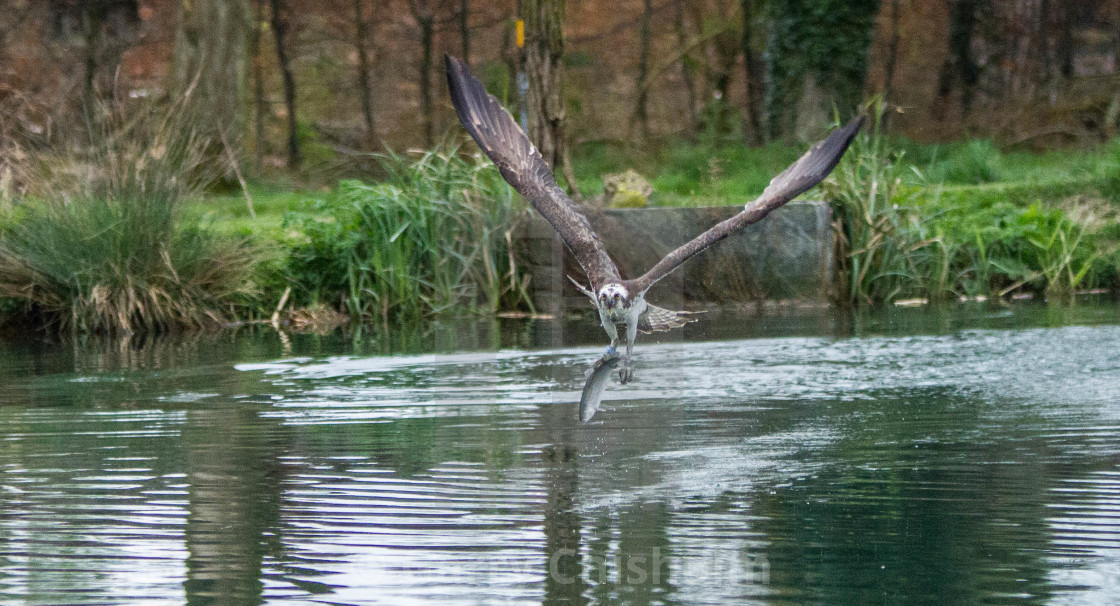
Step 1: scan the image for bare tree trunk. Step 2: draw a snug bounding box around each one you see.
[691,0,739,138]
[710,16,739,137]
[460,0,470,64]
[353,0,376,145]
[65,2,141,108]
[1038,0,1058,103]
[674,0,698,134]
[881,0,903,130]
[521,0,579,197]
[408,0,436,147]
[741,0,765,143]
[501,18,518,102]
[252,0,266,171]
[269,0,300,167]
[419,12,435,147]
[1058,2,1073,79]
[688,1,714,103]
[631,0,653,141]
[82,8,102,107]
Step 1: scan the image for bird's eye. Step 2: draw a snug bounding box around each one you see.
[614,294,620,300]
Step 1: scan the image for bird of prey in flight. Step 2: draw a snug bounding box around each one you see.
[445,55,863,419]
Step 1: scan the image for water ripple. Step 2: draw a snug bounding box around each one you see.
[1,312,1119,603]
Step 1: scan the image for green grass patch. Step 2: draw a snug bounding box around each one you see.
[573,125,1120,208]
[186,185,318,239]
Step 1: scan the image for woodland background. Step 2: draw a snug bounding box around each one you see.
[3,0,1120,184]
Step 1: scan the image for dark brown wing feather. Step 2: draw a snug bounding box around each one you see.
[623,115,864,295]
[445,55,621,290]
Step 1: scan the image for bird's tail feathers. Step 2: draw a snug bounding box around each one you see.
[638,304,702,334]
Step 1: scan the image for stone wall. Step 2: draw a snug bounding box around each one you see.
[515,200,836,314]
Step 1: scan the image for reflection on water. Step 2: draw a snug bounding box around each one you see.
[0,300,1119,604]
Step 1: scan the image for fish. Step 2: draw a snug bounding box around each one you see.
[579,352,621,422]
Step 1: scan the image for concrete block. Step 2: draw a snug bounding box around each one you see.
[513,201,835,311]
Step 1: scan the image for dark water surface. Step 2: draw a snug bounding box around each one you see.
[1,301,1119,604]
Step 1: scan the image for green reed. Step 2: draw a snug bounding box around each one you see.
[284,146,532,322]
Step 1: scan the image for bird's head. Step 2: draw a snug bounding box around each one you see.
[597,284,630,312]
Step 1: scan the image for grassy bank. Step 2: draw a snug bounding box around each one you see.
[824,121,1120,304]
[3,120,1119,334]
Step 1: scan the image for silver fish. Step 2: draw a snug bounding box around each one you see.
[579,353,621,422]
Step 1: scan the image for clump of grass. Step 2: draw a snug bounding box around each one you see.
[284,146,532,322]
[0,95,264,334]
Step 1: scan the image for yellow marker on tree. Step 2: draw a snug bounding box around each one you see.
[515,19,524,48]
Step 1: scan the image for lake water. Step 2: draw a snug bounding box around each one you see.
[1,301,1119,604]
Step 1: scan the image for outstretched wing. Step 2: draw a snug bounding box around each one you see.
[445,55,621,290]
[623,116,865,296]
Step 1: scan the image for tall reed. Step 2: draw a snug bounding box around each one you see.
[825,107,915,305]
[285,146,532,321]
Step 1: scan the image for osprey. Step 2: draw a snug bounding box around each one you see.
[445,55,862,418]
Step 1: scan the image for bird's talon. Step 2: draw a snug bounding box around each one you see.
[618,363,634,384]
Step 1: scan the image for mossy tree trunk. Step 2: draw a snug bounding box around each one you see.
[765,0,880,141]
[522,0,579,197]
[172,0,250,155]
